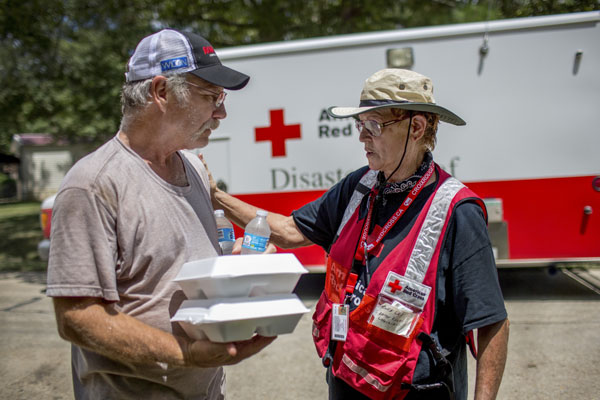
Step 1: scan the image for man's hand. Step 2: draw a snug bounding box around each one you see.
[181,335,277,368]
[231,237,277,255]
[54,297,277,369]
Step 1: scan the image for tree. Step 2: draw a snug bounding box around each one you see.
[0,0,158,151]
[1,0,598,153]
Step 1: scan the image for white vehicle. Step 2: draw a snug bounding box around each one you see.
[39,12,600,274]
[198,11,600,271]
[37,193,56,261]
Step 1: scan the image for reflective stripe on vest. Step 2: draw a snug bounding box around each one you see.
[335,169,378,238]
[335,171,464,285]
[405,177,464,282]
[341,354,392,393]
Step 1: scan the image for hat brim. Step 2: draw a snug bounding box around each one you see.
[190,64,250,90]
[327,103,466,126]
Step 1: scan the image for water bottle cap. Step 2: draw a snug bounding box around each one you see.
[214,209,225,217]
[256,209,268,217]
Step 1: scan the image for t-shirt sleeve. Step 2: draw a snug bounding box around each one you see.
[445,201,508,333]
[292,166,369,250]
[46,187,120,301]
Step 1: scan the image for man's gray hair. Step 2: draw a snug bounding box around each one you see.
[119,74,190,130]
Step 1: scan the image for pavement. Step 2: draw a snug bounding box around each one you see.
[0,272,72,400]
[0,272,328,400]
[1,269,599,399]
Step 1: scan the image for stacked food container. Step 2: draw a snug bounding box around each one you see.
[171,253,309,342]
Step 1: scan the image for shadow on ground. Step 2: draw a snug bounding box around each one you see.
[498,268,600,301]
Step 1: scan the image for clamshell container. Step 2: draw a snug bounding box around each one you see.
[174,254,308,299]
[171,294,310,342]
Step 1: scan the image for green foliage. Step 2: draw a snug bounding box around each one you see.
[0,173,17,198]
[0,202,46,272]
[0,0,598,154]
[0,0,158,151]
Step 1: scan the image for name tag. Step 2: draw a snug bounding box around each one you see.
[331,304,349,342]
[368,299,418,337]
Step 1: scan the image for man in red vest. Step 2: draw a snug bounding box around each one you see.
[211,68,509,400]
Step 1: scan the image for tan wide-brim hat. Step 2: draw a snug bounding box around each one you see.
[327,69,466,126]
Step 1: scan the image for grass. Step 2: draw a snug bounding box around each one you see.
[0,202,46,272]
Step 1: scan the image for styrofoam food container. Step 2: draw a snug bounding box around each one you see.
[174,253,308,299]
[172,294,310,342]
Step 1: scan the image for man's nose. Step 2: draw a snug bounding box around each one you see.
[213,104,227,119]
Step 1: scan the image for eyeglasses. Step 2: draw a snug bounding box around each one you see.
[185,81,227,108]
[355,114,412,137]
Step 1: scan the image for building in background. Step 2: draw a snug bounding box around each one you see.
[10,134,92,201]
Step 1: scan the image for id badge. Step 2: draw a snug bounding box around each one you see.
[331,304,349,341]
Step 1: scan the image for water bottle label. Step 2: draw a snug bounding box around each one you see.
[218,228,235,242]
[242,233,269,252]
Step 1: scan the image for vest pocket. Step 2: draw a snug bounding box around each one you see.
[350,294,423,353]
[367,293,422,340]
[334,327,413,399]
[312,290,333,358]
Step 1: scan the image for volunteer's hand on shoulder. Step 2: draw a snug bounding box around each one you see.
[198,153,218,200]
[199,153,313,250]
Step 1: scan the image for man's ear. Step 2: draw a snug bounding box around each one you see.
[410,114,427,141]
[150,76,169,112]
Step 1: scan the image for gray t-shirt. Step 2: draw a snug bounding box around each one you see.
[46,135,224,399]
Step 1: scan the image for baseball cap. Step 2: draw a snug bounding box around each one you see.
[327,69,465,126]
[125,29,249,90]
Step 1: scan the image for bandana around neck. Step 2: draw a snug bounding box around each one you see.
[378,151,433,196]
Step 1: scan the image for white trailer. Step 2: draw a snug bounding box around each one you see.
[197,12,600,271]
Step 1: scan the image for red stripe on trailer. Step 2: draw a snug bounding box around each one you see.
[467,175,599,259]
[233,174,600,268]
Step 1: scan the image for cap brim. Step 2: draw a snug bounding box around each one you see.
[327,103,466,126]
[190,64,250,90]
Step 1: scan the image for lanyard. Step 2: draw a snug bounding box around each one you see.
[355,162,435,264]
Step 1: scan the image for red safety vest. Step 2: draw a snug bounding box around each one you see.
[312,165,485,400]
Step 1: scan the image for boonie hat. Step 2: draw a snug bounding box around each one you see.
[328,69,465,125]
[125,29,249,90]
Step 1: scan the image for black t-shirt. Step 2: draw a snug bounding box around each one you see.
[292,165,507,400]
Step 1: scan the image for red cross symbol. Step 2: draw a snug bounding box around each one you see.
[387,279,403,294]
[255,109,301,157]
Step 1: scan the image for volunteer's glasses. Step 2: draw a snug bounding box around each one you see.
[355,114,412,137]
[185,81,227,108]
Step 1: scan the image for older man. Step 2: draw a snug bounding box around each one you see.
[46,29,274,399]
[210,69,509,400]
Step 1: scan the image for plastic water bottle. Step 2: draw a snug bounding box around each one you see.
[241,210,271,255]
[214,209,235,255]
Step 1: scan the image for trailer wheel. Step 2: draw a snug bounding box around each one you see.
[547,264,559,276]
